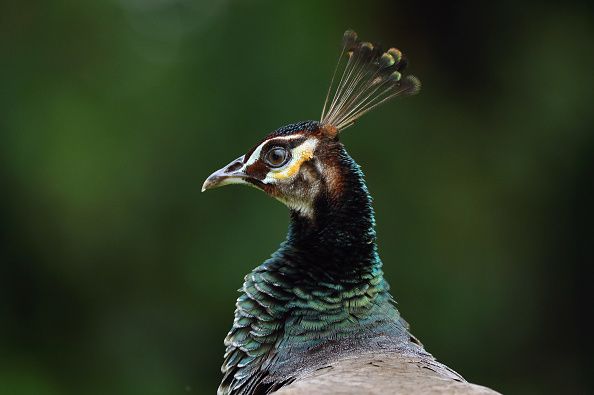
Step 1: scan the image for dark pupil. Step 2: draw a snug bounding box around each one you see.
[267,148,287,166]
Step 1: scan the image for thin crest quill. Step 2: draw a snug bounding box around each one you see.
[320,30,420,133]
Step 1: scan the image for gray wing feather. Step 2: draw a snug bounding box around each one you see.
[273,352,501,395]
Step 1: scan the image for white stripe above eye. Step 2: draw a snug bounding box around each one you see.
[243,134,305,167]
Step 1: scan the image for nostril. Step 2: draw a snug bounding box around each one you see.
[226,162,242,172]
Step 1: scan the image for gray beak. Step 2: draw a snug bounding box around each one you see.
[202,155,248,192]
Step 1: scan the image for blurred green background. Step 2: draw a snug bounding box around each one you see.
[1,0,592,394]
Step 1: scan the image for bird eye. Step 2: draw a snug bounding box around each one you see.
[264,147,290,168]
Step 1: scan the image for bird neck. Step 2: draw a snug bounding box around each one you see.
[261,149,405,338]
[261,152,407,347]
[285,148,378,277]
[219,150,409,395]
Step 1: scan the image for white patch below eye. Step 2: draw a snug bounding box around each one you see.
[275,196,314,218]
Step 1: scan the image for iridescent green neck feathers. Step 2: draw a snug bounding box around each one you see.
[218,147,412,395]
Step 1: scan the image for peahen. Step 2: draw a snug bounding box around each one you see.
[203,30,500,395]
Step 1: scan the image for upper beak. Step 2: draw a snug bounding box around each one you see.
[202,155,248,192]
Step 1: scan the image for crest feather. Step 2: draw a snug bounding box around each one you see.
[320,30,421,133]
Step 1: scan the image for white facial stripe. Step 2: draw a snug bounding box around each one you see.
[263,138,318,184]
[243,134,306,168]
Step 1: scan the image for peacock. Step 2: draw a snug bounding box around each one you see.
[203,30,500,395]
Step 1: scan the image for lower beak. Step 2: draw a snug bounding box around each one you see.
[202,155,248,192]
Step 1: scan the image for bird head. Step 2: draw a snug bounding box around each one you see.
[202,121,346,218]
[202,30,420,219]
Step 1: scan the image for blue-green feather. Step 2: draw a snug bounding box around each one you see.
[218,134,412,395]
